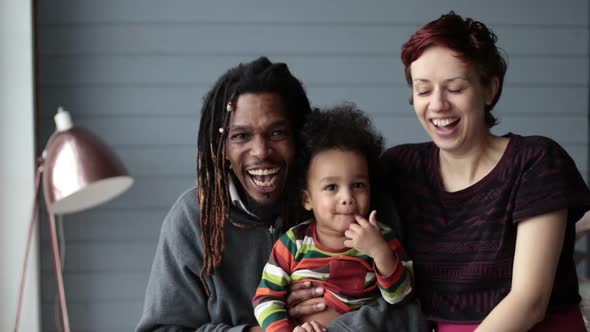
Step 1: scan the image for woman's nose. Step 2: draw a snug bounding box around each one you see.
[429,89,448,112]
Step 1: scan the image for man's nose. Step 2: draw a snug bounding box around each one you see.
[249,135,271,159]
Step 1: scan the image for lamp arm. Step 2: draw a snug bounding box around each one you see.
[14,154,72,332]
[13,162,43,332]
[46,207,71,332]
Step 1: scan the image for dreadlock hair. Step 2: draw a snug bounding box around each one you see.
[297,103,384,207]
[196,56,311,293]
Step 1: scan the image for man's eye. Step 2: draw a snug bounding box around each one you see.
[415,90,431,96]
[271,130,285,136]
[270,129,289,140]
[230,133,247,140]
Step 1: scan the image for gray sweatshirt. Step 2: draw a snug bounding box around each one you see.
[136,187,428,331]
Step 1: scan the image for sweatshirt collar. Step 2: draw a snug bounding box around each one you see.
[228,175,258,218]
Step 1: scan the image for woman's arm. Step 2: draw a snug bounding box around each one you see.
[476,209,567,332]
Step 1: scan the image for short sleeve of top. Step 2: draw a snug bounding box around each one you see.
[380,133,590,323]
[512,136,590,223]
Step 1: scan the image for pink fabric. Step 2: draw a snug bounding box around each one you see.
[437,322,478,332]
[436,306,587,332]
[530,306,587,332]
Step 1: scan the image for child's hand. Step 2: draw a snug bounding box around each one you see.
[293,320,326,332]
[344,210,396,276]
[343,210,388,258]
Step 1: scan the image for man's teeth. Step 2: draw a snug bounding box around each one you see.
[247,168,279,176]
[248,168,279,187]
[252,177,277,187]
[432,118,458,127]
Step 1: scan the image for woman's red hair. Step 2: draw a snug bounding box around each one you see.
[401,11,507,128]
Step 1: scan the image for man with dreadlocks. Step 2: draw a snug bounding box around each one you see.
[137,57,427,332]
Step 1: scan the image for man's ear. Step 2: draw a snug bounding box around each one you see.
[302,190,313,211]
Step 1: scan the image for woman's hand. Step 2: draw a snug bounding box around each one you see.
[293,320,326,332]
[287,282,326,318]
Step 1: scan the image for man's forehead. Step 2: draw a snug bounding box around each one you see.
[228,116,290,130]
[229,93,290,129]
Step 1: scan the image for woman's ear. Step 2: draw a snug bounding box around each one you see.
[302,190,313,211]
[485,77,500,106]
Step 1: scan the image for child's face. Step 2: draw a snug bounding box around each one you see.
[303,149,371,235]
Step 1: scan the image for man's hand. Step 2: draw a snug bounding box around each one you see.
[287,282,327,318]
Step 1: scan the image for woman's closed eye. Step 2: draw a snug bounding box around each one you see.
[448,87,466,94]
[415,89,431,96]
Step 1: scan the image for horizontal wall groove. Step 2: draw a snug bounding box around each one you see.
[38,20,426,27]
[36,111,589,118]
[39,205,175,212]
[42,271,149,277]
[38,111,588,119]
[41,299,143,305]
[71,204,177,210]
[38,82,407,88]
[41,268,151,273]
[505,82,589,88]
[37,82,590,88]
[372,112,589,118]
[37,21,589,29]
[38,51,589,58]
[41,239,159,246]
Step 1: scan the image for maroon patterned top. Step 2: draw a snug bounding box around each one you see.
[381,133,590,323]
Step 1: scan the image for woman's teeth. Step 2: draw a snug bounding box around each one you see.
[432,118,459,127]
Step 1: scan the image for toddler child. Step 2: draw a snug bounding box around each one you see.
[253,104,413,332]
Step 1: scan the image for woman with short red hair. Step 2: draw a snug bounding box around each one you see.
[381,11,590,332]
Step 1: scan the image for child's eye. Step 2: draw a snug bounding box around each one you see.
[352,182,367,189]
[324,184,337,191]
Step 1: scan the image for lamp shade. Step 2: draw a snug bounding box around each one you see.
[42,109,133,214]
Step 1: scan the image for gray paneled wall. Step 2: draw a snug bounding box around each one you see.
[36,1,589,331]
